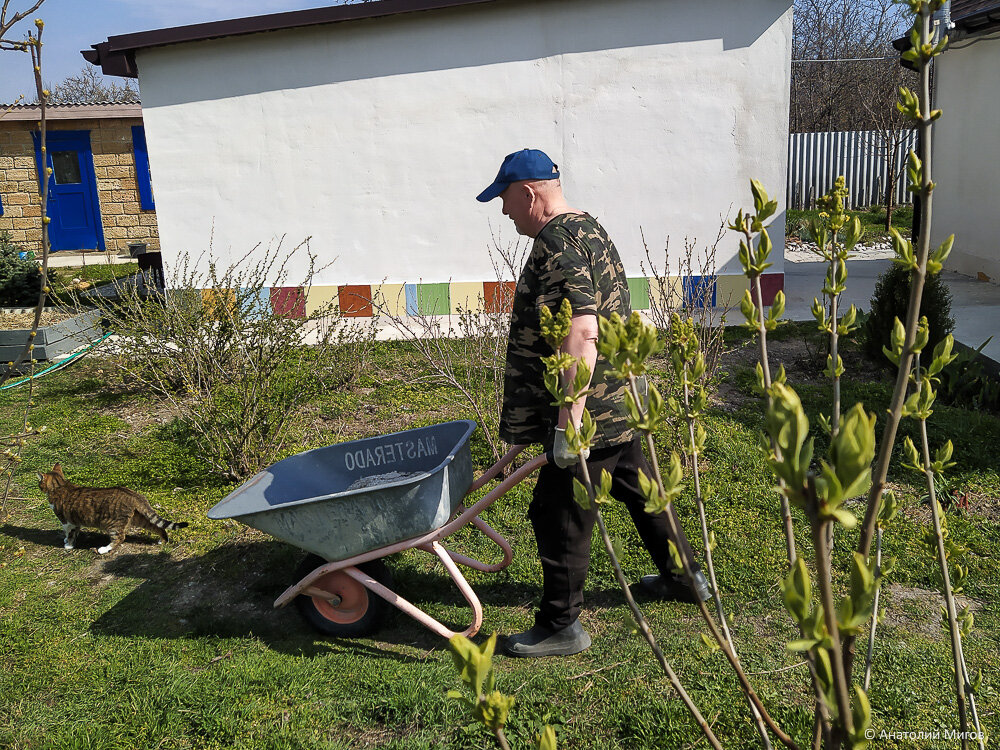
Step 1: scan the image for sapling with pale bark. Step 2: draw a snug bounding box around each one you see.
[731,3,983,748]
[0,3,50,519]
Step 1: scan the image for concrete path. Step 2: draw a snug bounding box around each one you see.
[784,257,1000,362]
[42,251,135,268]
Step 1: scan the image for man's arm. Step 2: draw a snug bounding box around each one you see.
[557,313,599,429]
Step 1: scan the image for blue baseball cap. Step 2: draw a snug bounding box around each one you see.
[476,148,560,202]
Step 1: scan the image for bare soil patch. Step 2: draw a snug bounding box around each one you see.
[879,583,983,639]
[0,309,75,330]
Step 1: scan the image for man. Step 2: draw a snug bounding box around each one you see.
[477,148,711,658]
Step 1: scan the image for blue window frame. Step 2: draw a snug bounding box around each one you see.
[132,125,155,211]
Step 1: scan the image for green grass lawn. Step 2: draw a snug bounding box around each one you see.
[46,261,140,304]
[0,327,996,749]
[786,205,914,245]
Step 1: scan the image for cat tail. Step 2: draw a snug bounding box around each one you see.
[142,509,189,531]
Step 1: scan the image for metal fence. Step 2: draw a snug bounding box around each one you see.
[786,129,918,210]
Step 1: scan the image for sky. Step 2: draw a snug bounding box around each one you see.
[0,0,347,104]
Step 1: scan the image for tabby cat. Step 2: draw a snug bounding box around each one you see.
[37,463,188,555]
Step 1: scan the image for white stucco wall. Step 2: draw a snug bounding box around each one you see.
[933,35,1000,283]
[136,0,792,286]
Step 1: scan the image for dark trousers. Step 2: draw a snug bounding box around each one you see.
[528,437,700,630]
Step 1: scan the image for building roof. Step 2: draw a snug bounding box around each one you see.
[0,102,143,121]
[951,0,1000,23]
[892,0,1000,62]
[83,0,506,78]
[949,0,1000,35]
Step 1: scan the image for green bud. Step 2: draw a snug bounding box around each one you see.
[667,539,685,575]
[883,317,905,365]
[843,216,863,251]
[750,179,775,221]
[838,304,858,335]
[741,289,758,329]
[828,403,876,500]
[781,557,812,624]
[769,290,786,322]
[927,335,958,377]
[764,383,814,500]
[539,298,573,350]
[877,490,900,528]
[902,435,923,474]
[812,296,828,330]
[572,477,591,510]
[595,468,614,506]
[535,726,557,750]
[912,316,929,354]
[850,685,873,749]
[739,240,753,276]
[889,227,917,271]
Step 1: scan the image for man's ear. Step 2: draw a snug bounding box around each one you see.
[522,181,538,206]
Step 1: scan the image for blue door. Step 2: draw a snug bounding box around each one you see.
[32,130,105,251]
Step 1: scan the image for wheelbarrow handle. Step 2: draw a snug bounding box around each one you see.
[452,452,549,532]
[466,444,529,494]
[466,444,556,496]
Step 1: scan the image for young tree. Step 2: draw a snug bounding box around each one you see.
[859,60,916,230]
[0,0,50,520]
[790,0,910,133]
[0,0,43,51]
[47,64,139,104]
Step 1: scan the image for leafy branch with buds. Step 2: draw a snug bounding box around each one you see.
[446,633,556,750]
[727,3,984,748]
[540,299,800,750]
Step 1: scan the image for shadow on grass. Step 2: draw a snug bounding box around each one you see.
[74,529,614,662]
[3,520,633,656]
[80,539,420,659]
[0,522,165,551]
[79,537,625,658]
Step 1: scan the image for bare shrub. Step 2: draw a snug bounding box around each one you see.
[372,226,528,465]
[94,238,374,480]
[641,225,730,447]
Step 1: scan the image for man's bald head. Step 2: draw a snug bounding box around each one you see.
[499,178,577,238]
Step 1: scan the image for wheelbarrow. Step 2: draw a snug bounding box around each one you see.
[207,420,545,639]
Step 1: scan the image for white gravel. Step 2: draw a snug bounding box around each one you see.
[346,471,423,490]
[785,236,895,263]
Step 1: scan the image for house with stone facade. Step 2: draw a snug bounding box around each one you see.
[85,0,792,317]
[0,101,159,254]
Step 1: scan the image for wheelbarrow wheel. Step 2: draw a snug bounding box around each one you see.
[294,554,393,638]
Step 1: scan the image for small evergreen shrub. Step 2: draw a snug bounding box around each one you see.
[863,262,955,364]
[0,232,42,307]
[937,339,1000,412]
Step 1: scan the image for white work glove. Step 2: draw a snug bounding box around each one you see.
[553,426,590,469]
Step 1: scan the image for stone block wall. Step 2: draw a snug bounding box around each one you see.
[0,117,159,254]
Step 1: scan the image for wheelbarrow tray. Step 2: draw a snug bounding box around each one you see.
[207,420,476,562]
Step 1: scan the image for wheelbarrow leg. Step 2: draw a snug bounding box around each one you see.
[340,540,484,639]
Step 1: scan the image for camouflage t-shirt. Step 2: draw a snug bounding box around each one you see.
[499,213,641,449]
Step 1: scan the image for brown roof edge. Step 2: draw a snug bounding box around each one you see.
[83,0,502,79]
[82,42,137,78]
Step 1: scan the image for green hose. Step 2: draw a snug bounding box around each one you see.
[0,331,113,391]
